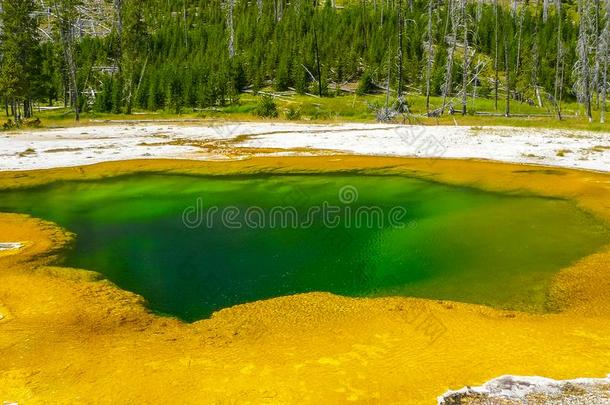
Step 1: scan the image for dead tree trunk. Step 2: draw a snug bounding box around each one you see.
[532,0,543,107]
[461,0,469,115]
[515,6,524,80]
[385,41,392,110]
[494,0,499,111]
[224,0,235,58]
[504,18,511,117]
[313,25,322,97]
[602,48,608,123]
[425,0,434,115]
[554,0,563,120]
[114,0,123,73]
[594,0,601,109]
[397,0,404,99]
[54,1,81,122]
[441,0,460,115]
[575,0,593,122]
[598,0,610,124]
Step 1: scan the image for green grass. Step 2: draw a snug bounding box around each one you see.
[21,90,610,132]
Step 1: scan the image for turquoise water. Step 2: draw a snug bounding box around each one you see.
[0,174,608,321]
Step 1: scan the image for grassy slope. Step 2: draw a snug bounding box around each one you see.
[29,92,609,132]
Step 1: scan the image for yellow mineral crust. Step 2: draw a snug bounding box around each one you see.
[1,156,610,404]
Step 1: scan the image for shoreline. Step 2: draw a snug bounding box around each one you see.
[1,156,610,403]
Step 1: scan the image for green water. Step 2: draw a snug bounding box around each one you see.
[0,174,608,321]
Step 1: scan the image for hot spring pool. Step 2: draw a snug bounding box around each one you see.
[1,174,608,321]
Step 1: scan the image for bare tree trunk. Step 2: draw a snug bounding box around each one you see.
[600,0,609,123]
[471,61,485,113]
[115,0,124,113]
[576,0,593,122]
[385,39,392,110]
[461,0,469,115]
[425,0,434,115]
[226,0,235,58]
[183,2,188,48]
[277,0,283,21]
[115,0,123,73]
[472,0,484,114]
[602,53,608,123]
[443,0,452,37]
[68,51,80,121]
[594,0,601,109]
[441,0,459,115]
[313,25,322,97]
[58,19,80,120]
[133,56,149,113]
[532,0,543,107]
[554,0,563,120]
[515,7,524,80]
[504,21,511,117]
[441,0,462,115]
[12,98,17,122]
[441,37,456,114]
[494,0,499,111]
[397,0,404,99]
[361,0,368,50]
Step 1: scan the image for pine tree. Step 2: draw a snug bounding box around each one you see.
[0,0,601,123]
[121,0,148,114]
[0,0,40,120]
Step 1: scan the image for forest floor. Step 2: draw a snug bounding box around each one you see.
[27,92,610,132]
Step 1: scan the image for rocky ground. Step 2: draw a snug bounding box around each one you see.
[439,375,610,404]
